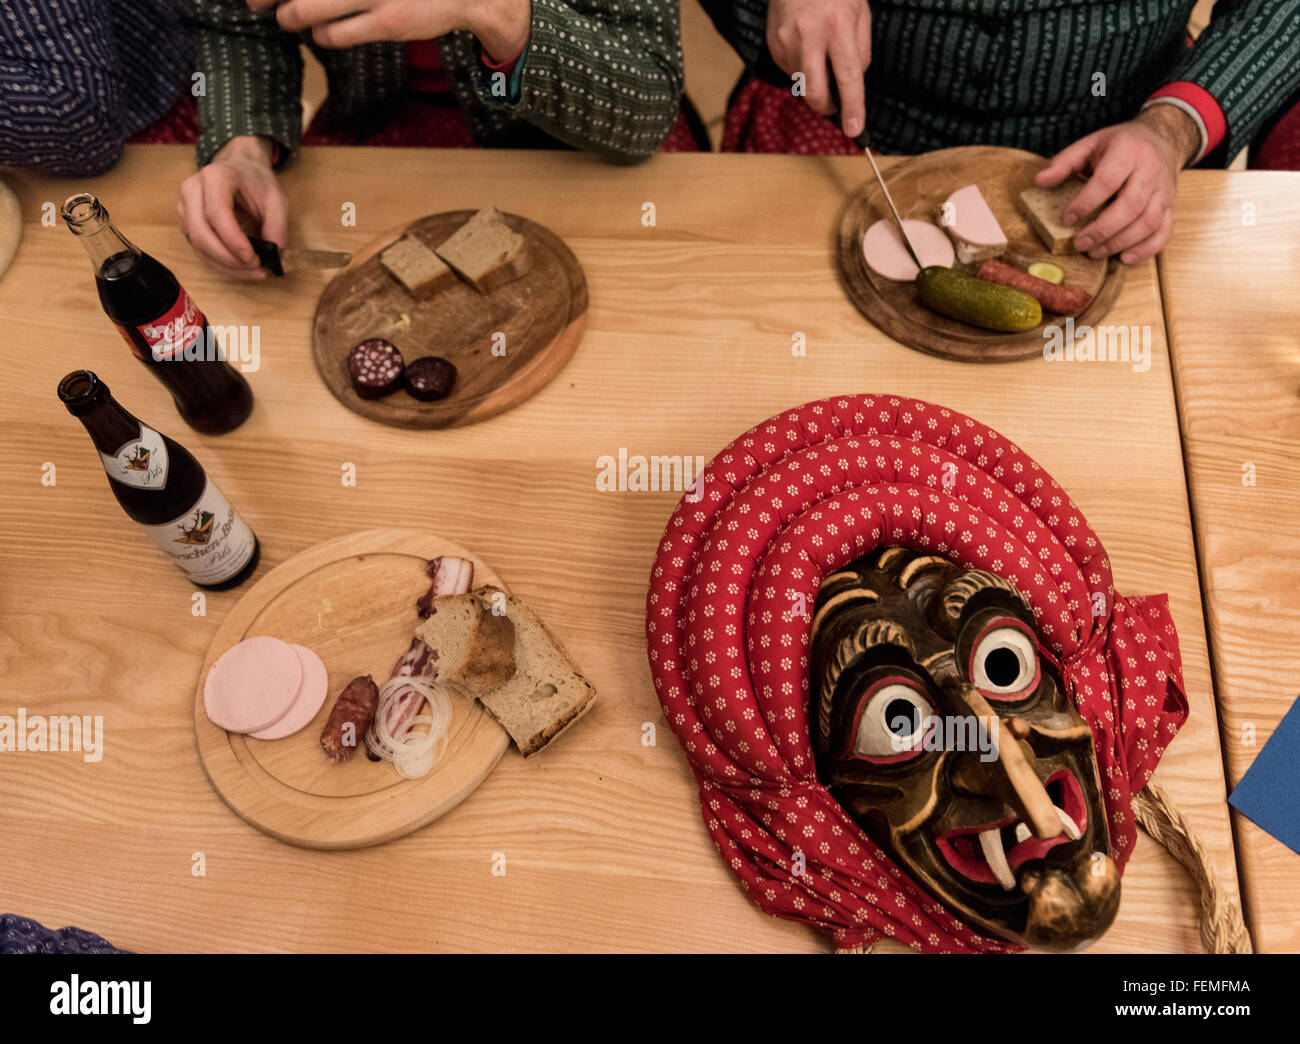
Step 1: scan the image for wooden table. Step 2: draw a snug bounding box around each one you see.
[0,146,1241,952]
[1160,169,1300,954]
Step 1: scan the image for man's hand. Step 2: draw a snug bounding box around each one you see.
[177,136,287,280]
[1036,105,1200,264]
[767,0,871,139]
[248,0,531,62]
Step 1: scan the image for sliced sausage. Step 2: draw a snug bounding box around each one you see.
[320,675,380,762]
[203,635,303,734]
[403,356,457,402]
[347,339,405,399]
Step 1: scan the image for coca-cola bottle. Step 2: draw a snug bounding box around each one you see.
[58,370,260,590]
[62,192,254,435]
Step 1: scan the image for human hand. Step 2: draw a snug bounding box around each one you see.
[766,0,871,138]
[177,136,286,280]
[1036,106,1199,264]
[248,0,531,61]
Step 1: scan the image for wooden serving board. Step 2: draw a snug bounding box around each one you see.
[312,210,587,428]
[837,146,1125,363]
[193,528,510,849]
[0,178,23,283]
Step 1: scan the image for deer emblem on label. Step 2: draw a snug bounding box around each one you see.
[175,509,215,546]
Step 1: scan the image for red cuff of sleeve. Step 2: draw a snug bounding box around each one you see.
[1148,81,1227,157]
[480,38,528,77]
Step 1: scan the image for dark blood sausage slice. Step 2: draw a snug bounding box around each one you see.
[347,339,405,399]
[320,674,380,762]
[403,356,457,402]
[977,259,1092,316]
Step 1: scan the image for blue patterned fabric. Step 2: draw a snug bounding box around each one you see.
[0,0,192,175]
[0,914,126,955]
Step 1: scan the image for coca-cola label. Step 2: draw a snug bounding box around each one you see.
[115,287,206,362]
[143,478,257,585]
[100,425,169,490]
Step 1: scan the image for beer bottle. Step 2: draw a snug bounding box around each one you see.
[58,370,261,590]
[62,192,254,435]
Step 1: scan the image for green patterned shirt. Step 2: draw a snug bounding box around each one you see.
[188,0,684,166]
[699,0,1300,165]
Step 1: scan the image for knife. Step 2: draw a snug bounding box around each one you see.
[830,82,926,273]
[249,236,352,276]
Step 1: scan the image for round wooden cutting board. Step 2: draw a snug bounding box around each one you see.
[837,146,1125,363]
[193,528,510,849]
[313,210,587,428]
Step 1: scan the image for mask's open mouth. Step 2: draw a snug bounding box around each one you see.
[934,770,1088,890]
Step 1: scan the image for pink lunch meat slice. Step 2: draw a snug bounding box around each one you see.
[203,635,303,734]
[862,218,955,281]
[248,644,331,740]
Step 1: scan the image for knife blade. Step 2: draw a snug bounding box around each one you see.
[249,236,352,276]
[831,82,927,274]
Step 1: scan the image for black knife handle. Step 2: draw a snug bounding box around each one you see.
[248,235,284,277]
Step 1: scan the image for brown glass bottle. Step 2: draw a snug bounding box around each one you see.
[58,370,261,590]
[62,193,254,435]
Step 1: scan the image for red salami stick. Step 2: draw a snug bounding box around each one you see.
[977,259,1092,316]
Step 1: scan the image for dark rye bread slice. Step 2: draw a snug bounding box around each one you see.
[415,593,516,697]
[418,585,595,756]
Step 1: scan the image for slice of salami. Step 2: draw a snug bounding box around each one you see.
[347,339,405,399]
[403,356,457,402]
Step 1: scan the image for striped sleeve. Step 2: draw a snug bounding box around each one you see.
[187,0,304,168]
[458,0,685,163]
[1157,0,1300,161]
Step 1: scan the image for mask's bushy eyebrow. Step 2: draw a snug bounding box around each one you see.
[939,569,1029,624]
[815,618,915,748]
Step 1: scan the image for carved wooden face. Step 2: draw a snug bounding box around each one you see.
[810,548,1120,951]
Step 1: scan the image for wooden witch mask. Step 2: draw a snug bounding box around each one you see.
[810,547,1120,950]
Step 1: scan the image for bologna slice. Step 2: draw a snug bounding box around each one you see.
[862,218,955,281]
[248,644,330,740]
[203,635,303,734]
[942,184,1008,263]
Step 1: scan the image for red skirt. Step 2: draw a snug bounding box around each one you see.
[722,76,861,155]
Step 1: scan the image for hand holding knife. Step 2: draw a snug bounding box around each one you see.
[248,236,352,276]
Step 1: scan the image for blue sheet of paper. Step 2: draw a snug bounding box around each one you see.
[1228,694,1300,856]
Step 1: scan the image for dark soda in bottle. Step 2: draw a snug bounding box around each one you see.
[58,370,260,589]
[62,192,254,435]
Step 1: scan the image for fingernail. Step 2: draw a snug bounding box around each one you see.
[1074,234,1092,249]
[1087,247,1107,259]
[1121,251,1136,264]
[1062,213,1077,228]
[846,117,863,137]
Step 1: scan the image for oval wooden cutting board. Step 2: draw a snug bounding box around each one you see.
[193,528,510,849]
[837,146,1125,363]
[312,210,587,428]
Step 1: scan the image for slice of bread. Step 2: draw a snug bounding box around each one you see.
[1018,181,1093,254]
[381,235,457,299]
[434,207,531,294]
[416,593,516,697]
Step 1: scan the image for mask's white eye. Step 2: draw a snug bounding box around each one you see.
[970,622,1040,699]
[853,681,934,758]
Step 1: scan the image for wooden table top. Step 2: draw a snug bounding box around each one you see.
[0,146,1240,952]
[1160,168,1300,955]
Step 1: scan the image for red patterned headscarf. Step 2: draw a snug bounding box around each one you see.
[646,395,1188,952]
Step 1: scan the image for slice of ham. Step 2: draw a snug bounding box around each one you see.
[366,555,476,758]
[941,184,1008,263]
[203,635,303,734]
[862,218,955,281]
[248,644,330,740]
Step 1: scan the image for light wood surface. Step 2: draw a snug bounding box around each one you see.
[1159,169,1300,954]
[837,147,1124,362]
[194,528,511,850]
[312,210,588,428]
[0,146,1239,952]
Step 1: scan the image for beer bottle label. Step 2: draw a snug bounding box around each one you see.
[142,478,257,585]
[114,287,207,363]
[99,425,170,489]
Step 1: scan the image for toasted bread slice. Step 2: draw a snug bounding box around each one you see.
[434,207,530,294]
[380,235,458,299]
[1018,180,1094,254]
[415,593,516,697]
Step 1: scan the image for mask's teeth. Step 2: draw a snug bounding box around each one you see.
[1057,805,1082,841]
[1014,822,1032,844]
[979,827,1016,890]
